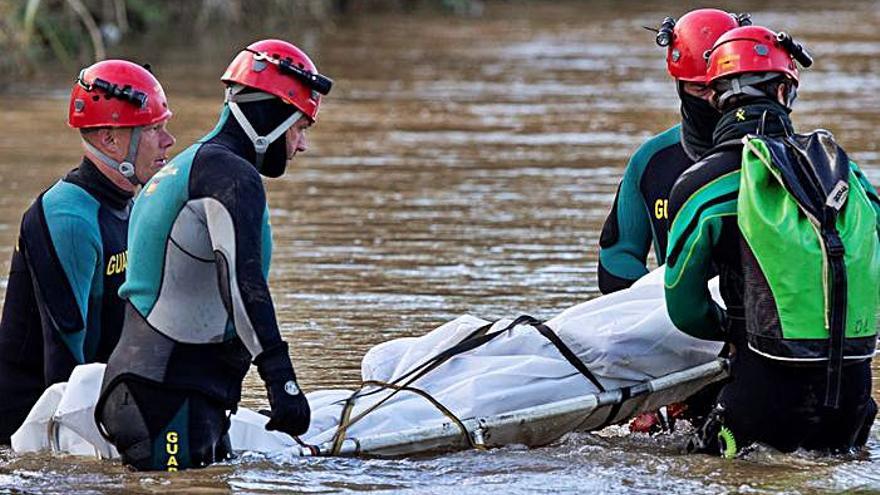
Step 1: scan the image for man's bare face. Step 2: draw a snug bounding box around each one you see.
[286,117,311,162]
[133,118,176,184]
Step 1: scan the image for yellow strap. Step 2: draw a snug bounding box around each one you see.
[329,379,480,455]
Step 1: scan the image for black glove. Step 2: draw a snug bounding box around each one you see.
[255,342,311,437]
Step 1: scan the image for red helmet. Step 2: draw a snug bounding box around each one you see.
[706,26,799,85]
[221,39,331,122]
[666,9,740,82]
[69,59,172,129]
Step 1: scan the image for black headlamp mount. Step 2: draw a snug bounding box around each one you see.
[648,12,752,48]
[245,48,334,96]
[777,32,814,68]
[76,71,149,108]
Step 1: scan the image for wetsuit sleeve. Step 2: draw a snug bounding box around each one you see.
[195,159,284,360]
[597,153,652,294]
[849,161,880,236]
[30,202,101,378]
[664,168,739,341]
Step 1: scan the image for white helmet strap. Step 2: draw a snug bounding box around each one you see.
[81,125,143,185]
[225,85,303,169]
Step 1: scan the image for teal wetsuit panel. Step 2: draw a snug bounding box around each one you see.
[42,181,102,362]
[121,147,196,316]
[261,206,272,278]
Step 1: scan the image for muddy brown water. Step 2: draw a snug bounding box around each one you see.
[1,1,880,493]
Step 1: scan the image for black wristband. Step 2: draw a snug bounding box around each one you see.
[255,342,296,384]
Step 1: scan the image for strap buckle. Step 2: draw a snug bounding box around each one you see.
[824,231,845,258]
[253,136,270,154]
[118,161,136,178]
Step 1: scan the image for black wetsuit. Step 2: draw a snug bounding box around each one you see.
[0,159,131,443]
[665,101,880,455]
[96,105,292,470]
[598,89,720,294]
[597,125,696,293]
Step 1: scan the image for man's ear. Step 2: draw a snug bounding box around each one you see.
[777,83,790,107]
[709,89,722,111]
[83,128,125,157]
[101,128,121,153]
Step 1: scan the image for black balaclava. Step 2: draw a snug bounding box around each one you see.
[231,92,299,178]
[678,81,722,161]
[712,98,794,145]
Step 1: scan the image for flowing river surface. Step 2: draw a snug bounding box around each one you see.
[1,1,880,493]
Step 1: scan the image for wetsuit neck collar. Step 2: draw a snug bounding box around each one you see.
[712,100,794,145]
[64,157,134,210]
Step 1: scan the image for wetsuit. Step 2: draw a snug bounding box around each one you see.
[96,106,292,470]
[665,101,880,455]
[597,125,695,292]
[598,88,720,294]
[0,159,131,443]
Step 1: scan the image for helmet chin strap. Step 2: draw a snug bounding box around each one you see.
[81,126,143,185]
[225,85,302,169]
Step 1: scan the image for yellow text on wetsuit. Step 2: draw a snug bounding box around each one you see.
[106,250,128,276]
[166,431,179,471]
[654,199,669,220]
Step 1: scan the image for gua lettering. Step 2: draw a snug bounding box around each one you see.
[654,199,669,220]
[166,430,179,471]
[106,250,127,276]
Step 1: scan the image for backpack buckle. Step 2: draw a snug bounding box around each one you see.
[824,231,845,258]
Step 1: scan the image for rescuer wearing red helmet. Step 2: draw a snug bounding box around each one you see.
[0,60,175,443]
[598,9,747,294]
[598,10,748,435]
[664,26,880,456]
[96,39,332,471]
[71,60,176,186]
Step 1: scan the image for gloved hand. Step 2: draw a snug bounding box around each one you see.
[255,342,311,437]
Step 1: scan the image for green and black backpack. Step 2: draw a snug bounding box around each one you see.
[738,129,879,407]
